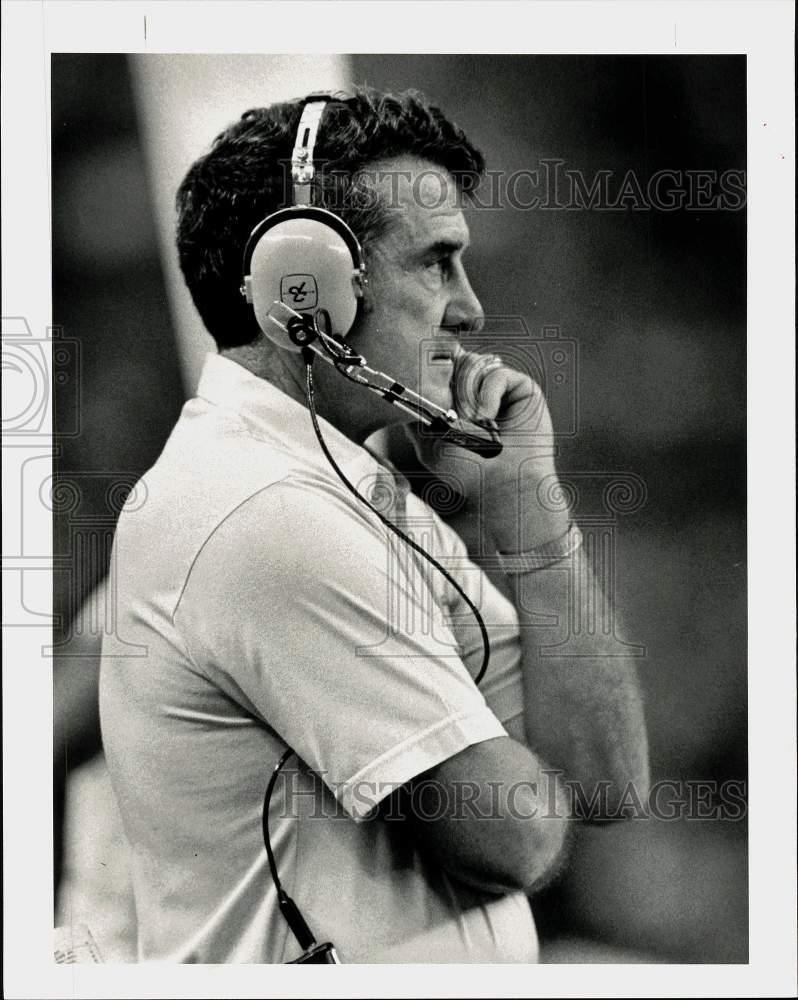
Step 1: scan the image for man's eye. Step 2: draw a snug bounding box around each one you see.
[426,257,451,278]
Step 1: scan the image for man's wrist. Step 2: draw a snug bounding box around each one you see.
[483,485,570,554]
[497,522,582,574]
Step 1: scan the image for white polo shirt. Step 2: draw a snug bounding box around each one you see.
[100,352,537,963]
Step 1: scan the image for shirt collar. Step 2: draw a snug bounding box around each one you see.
[194,353,410,506]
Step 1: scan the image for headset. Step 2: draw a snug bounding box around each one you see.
[241,91,502,457]
[240,93,498,964]
[241,94,365,349]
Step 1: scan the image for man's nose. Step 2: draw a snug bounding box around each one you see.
[443,267,485,335]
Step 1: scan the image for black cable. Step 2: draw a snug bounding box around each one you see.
[318,341,367,388]
[302,354,491,687]
[311,314,372,388]
[262,747,294,897]
[262,748,317,952]
[262,353,493,958]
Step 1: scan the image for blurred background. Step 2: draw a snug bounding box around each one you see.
[52,53,747,963]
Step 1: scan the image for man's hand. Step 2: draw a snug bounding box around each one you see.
[405,349,570,552]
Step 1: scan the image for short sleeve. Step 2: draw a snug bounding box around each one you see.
[174,478,507,820]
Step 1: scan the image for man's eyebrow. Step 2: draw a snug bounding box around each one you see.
[416,238,470,259]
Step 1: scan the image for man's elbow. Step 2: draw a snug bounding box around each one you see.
[433,776,573,896]
[503,812,571,895]
[400,736,575,897]
[439,815,570,897]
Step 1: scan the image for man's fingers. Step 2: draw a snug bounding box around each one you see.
[478,365,544,424]
[453,352,492,420]
[454,352,513,419]
[453,351,550,429]
[477,366,512,420]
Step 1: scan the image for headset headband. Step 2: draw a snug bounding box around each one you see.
[291,92,352,206]
[291,98,329,206]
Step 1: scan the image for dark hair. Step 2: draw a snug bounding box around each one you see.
[175,86,485,349]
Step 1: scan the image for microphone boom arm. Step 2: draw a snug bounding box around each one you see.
[265,301,503,458]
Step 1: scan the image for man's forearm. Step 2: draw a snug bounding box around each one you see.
[450,501,650,820]
[510,554,650,819]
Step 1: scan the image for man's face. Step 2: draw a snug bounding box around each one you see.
[348,155,484,416]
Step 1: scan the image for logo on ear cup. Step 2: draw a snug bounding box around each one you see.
[281,274,318,309]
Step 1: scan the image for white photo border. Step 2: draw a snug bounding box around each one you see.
[2,2,795,997]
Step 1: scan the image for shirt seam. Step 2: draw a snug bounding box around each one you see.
[339,706,506,816]
[171,479,289,627]
[342,708,477,788]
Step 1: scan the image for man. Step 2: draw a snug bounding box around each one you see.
[100,87,649,963]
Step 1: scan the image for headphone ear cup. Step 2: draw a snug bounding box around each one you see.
[244,210,364,352]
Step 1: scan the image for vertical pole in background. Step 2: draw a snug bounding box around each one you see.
[130,54,351,397]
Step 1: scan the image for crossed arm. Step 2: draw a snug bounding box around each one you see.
[376,363,650,895]
[397,534,650,897]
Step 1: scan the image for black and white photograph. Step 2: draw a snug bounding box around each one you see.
[2,2,795,997]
